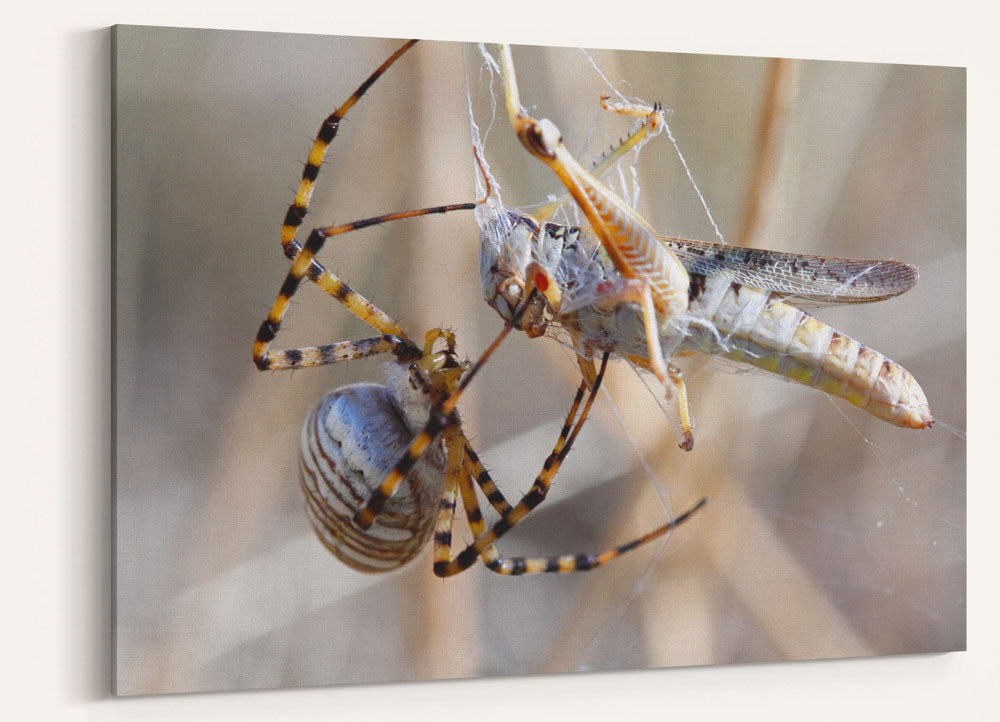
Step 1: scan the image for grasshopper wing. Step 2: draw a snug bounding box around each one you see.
[660,236,918,305]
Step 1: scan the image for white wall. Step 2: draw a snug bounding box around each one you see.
[2,1,995,719]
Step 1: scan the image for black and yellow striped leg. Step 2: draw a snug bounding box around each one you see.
[428,377,590,575]
[431,353,608,576]
[280,39,418,255]
[461,442,514,518]
[480,497,706,575]
[257,204,490,370]
[254,215,411,370]
[463,380,588,527]
[454,461,497,563]
[260,186,487,367]
[430,427,467,570]
[282,142,492,281]
[430,354,712,576]
[259,334,417,372]
[352,286,542,529]
[438,358,706,572]
[431,428,506,570]
[261,40,417,366]
[434,382,707,577]
[456,381,590,521]
[257,37,482,373]
[438,381,590,576]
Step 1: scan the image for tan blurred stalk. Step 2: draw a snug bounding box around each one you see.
[114,30,965,694]
[735,58,799,249]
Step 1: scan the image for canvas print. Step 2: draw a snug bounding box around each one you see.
[113,25,966,695]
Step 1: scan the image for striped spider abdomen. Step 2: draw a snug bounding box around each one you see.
[300,381,445,573]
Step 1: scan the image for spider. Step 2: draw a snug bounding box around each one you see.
[252,38,706,576]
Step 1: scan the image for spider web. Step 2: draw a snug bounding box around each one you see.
[112,33,965,694]
[463,42,966,673]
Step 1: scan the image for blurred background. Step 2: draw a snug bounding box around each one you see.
[114,27,965,695]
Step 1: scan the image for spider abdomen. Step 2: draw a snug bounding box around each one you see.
[300,383,445,573]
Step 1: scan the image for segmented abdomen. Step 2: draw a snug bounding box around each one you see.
[684,274,932,429]
[300,384,443,572]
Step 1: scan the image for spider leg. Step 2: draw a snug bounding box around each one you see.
[280,39,417,256]
[431,427,504,571]
[436,353,707,575]
[433,370,592,573]
[430,427,470,570]
[253,220,419,370]
[461,443,514,519]
[455,455,501,569]
[258,334,416,372]
[431,376,591,576]
[256,38,485,371]
[257,58,436,370]
[432,353,608,576]
[478,497,706,575]
[351,289,537,529]
[459,374,589,524]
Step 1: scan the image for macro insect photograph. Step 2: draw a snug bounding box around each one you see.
[113,26,965,695]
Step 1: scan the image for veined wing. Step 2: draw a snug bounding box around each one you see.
[660,236,919,304]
